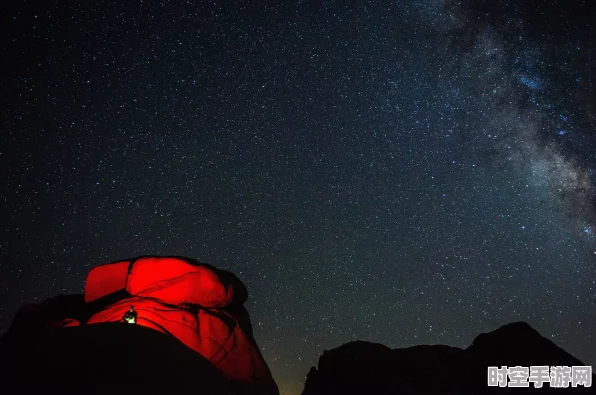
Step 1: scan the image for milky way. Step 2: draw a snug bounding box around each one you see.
[440,0,596,227]
[1,2,595,394]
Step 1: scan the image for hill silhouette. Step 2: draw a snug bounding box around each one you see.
[302,321,595,394]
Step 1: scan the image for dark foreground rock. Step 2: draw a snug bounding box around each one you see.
[0,322,233,395]
[302,322,595,394]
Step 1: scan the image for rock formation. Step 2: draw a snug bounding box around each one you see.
[0,255,279,395]
[302,321,594,394]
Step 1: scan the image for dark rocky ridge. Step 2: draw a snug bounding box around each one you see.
[302,321,595,394]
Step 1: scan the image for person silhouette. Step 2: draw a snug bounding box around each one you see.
[122,306,138,324]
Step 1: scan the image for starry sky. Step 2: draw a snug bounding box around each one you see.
[1,1,595,394]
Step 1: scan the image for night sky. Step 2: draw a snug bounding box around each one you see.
[1,1,595,394]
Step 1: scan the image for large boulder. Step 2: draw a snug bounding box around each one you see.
[302,322,594,394]
[1,256,278,395]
